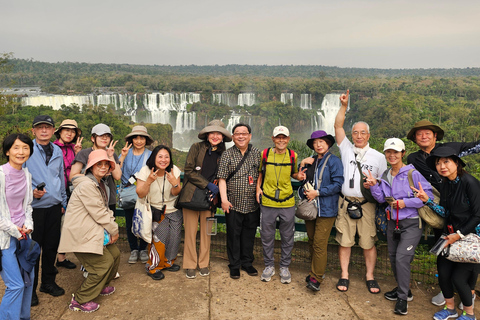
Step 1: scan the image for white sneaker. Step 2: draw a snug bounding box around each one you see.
[459,293,476,310]
[260,266,275,282]
[432,291,446,306]
[279,267,291,284]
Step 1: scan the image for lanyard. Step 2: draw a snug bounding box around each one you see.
[273,150,287,189]
[396,200,399,229]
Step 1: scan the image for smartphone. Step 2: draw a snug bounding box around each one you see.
[36,182,46,191]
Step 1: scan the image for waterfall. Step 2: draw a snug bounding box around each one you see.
[212,93,235,107]
[237,93,255,106]
[21,95,94,110]
[281,93,293,106]
[314,93,343,135]
[300,94,311,109]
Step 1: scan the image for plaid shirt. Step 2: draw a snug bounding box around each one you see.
[217,144,261,214]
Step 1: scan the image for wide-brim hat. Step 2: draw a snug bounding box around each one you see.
[306,130,335,150]
[125,125,154,146]
[54,119,82,139]
[85,149,116,174]
[198,120,232,142]
[425,146,466,171]
[407,119,444,142]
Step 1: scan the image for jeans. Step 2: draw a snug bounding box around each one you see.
[0,237,34,320]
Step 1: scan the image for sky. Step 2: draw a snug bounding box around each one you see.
[1,0,480,69]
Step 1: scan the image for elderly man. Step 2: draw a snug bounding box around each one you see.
[334,90,387,294]
[406,119,480,307]
[218,123,261,280]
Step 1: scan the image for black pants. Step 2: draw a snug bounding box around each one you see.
[32,204,63,291]
[124,208,148,251]
[225,209,260,270]
[437,254,480,308]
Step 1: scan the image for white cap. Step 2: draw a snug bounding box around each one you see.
[383,138,405,152]
[91,123,112,136]
[273,126,290,137]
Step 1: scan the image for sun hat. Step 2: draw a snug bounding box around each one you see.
[306,130,335,150]
[198,120,232,142]
[125,125,153,145]
[383,138,405,152]
[425,146,466,171]
[407,120,444,142]
[85,149,116,174]
[273,126,290,137]
[54,119,82,139]
[91,123,112,137]
[32,115,54,127]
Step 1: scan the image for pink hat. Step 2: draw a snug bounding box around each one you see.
[85,149,116,174]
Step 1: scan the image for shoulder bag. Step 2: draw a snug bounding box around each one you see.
[132,195,152,243]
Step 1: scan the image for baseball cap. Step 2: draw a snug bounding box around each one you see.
[273,126,290,137]
[32,115,54,127]
[383,138,405,152]
[91,123,112,136]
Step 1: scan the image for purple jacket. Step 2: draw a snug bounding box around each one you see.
[370,164,434,220]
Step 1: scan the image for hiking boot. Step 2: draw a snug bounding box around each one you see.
[279,267,291,284]
[384,287,413,302]
[139,250,149,263]
[199,267,210,276]
[394,298,408,315]
[306,276,320,292]
[69,294,100,313]
[260,266,275,282]
[128,250,139,264]
[147,271,165,280]
[39,283,65,296]
[56,258,76,269]
[459,293,476,310]
[433,306,459,320]
[99,286,115,296]
[31,292,39,307]
[432,291,446,306]
[186,269,196,279]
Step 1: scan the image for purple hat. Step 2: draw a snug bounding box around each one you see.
[306,130,335,150]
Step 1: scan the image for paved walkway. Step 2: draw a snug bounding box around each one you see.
[2,252,477,319]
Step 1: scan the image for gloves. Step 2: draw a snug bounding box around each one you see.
[207,182,219,198]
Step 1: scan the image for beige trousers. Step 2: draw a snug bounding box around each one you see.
[182,208,212,269]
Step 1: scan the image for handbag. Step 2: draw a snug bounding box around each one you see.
[177,184,212,211]
[118,184,138,209]
[295,154,331,221]
[443,233,480,263]
[132,195,152,243]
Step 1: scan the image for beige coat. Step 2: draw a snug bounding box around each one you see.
[58,173,118,255]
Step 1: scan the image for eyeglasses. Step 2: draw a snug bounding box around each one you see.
[95,162,110,168]
[233,132,250,137]
[352,131,368,136]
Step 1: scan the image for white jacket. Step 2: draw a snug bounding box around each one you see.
[0,165,34,250]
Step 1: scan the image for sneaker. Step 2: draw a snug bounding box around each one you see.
[459,293,476,310]
[69,294,100,313]
[39,283,65,296]
[56,258,77,269]
[199,267,210,276]
[99,286,115,296]
[458,311,476,320]
[31,292,39,307]
[186,269,196,279]
[279,267,291,284]
[306,276,320,292]
[139,250,149,263]
[384,287,413,302]
[394,298,408,315]
[128,250,139,264]
[163,264,181,272]
[260,266,275,282]
[432,291,446,306]
[433,306,459,320]
[147,270,165,280]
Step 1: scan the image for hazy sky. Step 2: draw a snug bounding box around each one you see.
[2,0,479,68]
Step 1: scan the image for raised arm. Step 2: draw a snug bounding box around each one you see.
[334,89,349,145]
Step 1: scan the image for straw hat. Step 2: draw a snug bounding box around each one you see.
[54,119,82,139]
[198,120,232,142]
[85,149,116,174]
[125,125,154,145]
[407,120,444,142]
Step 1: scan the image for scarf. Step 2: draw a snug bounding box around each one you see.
[353,143,370,163]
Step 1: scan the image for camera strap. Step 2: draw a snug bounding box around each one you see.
[395,201,399,230]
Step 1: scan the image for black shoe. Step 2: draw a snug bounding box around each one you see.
[384,287,413,301]
[305,275,310,283]
[53,266,59,274]
[163,264,181,272]
[56,259,77,269]
[241,265,258,276]
[31,292,39,306]
[230,268,240,279]
[394,298,408,315]
[147,270,165,280]
[39,283,65,297]
[306,277,321,292]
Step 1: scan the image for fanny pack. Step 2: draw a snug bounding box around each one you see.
[342,194,368,219]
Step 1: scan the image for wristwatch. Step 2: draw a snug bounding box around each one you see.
[173,184,179,188]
